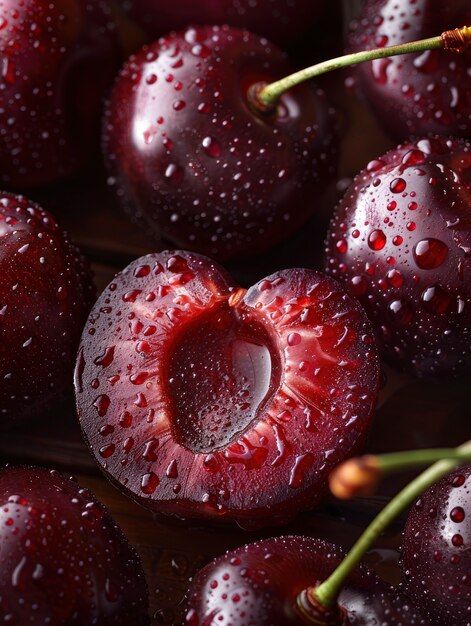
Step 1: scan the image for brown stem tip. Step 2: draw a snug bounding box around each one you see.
[329,455,380,500]
[441,26,471,53]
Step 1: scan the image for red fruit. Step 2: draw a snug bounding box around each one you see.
[0,0,121,188]
[115,0,326,46]
[402,463,471,625]
[347,0,471,141]
[324,136,471,377]
[103,25,337,261]
[185,535,429,625]
[75,250,379,527]
[0,192,95,425]
[0,466,149,625]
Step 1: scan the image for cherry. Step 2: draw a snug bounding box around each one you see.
[185,536,429,625]
[184,444,470,625]
[324,135,471,377]
[103,25,338,261]
[347,0,471,141]
[0,192,95,426]
[74,250,379,527]
[402,462,471,625]
[0,465,149,624]
[114,0,326,46]
[0,0,122,189]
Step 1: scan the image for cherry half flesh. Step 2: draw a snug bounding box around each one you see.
[0,466,149,625]
[0,192,95,426]
[347,0,471,141]
[103,25,337,261]
[74,250,379,527]
[185,535,429,625]
[402,462,471,625]
[115,0,327,46]
[324,136,471,377]
[0,0,122,188]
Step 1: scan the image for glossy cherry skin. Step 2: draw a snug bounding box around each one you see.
[0,466,149,625]
[115,0,326,46]
[324,136,471,377]
[347,0,471,141]
[103,25,337,261]
[0,193,95,426]
[0,0,121,188]
[185,535,430,625]
[402,463,471,625]
[75,250,379,528]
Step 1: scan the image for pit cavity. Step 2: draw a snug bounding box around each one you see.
[166,303,280,454]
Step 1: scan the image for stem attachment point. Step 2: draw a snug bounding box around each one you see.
[296,589,342,625]
[246,81,278,118]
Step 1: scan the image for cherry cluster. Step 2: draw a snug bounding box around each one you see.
[0,0,470,624]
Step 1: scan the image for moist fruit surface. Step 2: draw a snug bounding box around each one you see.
[0,466,149,625]
[347,0,471,141]
[0,192,95,426]
[0,0,121,187]
[75,250,379,526]
[185,535,429,625]
[103,25,337,260]
[402,462,471,625]
[325,136,471,377]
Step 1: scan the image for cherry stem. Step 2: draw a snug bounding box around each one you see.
[256,25,471,109]
[374,447,471,473]
[307,439,471,611]
[329,448,471,500]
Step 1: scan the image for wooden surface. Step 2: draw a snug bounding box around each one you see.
[1,12,470,625]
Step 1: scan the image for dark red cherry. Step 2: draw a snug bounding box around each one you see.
[0,192,95,426]
[402,462,471,625]
[115,0,326,46]
[74,250,379,527]
[0,466,149,625]
[347,0,471,141]
[185,535,430,625]
[103,25,337,261]
[324,136,471,377]
[0,0,121,188]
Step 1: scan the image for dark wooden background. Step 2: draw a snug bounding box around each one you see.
[1,7,470,624]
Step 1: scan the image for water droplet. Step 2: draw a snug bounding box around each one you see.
[287,332,301,346]
[202,136,221,158]
[166,460,178,478]
[164,163,184,183]
[99,444,115,459]
[289,453,314,489]
[141,472,159,494]
[421,286,451,314]
[390,178,407,193]
[336,239,347,254]
[143,439,159,462]
[119,411,132,428]
[350,275,368,296]
[94,346,115,368]
[413,239,449,269]
[368,229,387,251]
[388,299,413,324]
[450,507,465,523]
[93,395,110,417]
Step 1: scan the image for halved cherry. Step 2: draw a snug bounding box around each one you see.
[75,251,379,526]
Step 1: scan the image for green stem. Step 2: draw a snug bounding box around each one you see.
[377,447,471,474]
[258,26,471,108]
[311,439,471,609]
